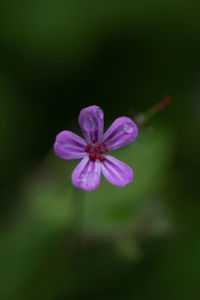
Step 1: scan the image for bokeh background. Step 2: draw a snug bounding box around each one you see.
[0,1,200,299]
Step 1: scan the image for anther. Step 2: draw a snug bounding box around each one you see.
[85,143,92,152]
[102,143,108,152]
[89,153,96,161]
[92,138,97,144]
[99,155,105,162]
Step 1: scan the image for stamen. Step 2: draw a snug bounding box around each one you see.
[89,153,96,161]
[87,142,107,161]
[99,155,105,162]
[92,138,97,144]
[102,143,108,152]
[85,143,92,152]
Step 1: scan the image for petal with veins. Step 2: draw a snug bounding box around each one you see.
[101,155,133,186]
[72,156,101,191]
[79,105,104,143]
[103,117,138,151]
[54,130,87,160]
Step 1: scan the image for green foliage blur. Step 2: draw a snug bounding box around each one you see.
[0,1,200,299]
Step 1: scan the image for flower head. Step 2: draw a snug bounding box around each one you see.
[54,105,138,191]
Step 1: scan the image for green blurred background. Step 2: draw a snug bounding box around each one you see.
[0,1,200,299]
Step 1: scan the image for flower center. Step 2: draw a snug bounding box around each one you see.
[85,139,108,161]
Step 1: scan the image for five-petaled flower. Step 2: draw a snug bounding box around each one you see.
[54,105,138,191]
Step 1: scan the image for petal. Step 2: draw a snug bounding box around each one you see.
[54,130,87,160]
[72,156,101,191]
[79,105,104,143]
[101,155,133,186]
[103,117,138,151]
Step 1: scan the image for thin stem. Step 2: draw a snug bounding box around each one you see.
[134,96,171,126]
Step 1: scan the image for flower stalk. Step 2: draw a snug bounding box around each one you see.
[134,96,171,126]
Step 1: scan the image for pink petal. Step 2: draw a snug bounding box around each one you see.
[103,117,138,151]
[54,130,87,160]
[72,156,101,191]
[79,105,104,143]
[101,155,133,186]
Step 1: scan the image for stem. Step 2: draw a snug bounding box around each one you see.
[134,96,171,126]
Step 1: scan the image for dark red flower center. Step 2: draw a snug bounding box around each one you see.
[85,139,108,161]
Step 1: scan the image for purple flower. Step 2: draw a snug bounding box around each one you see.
[54,105,138,191]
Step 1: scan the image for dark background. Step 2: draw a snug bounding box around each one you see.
[0,1,200,299]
